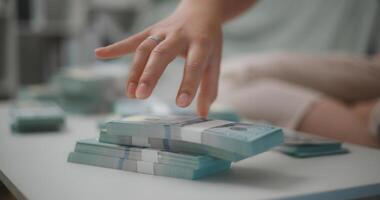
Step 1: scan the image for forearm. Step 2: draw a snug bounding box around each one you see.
[177,0,257,24]
[222,53,380,102]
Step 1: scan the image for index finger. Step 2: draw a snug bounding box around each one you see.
[95,30,149,59]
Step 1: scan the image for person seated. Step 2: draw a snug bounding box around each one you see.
[217,53,380,148]
[95,0,380,148]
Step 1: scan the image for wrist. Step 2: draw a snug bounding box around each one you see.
[176,0,223,24]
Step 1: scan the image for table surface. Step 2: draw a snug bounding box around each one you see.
[1,102,380,200]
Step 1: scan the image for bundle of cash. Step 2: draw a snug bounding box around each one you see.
[10,100,65,133]
[17,84,61,104]
[97,114,122,131]
[68,139,231,179]
[276,130,349,158]
[99,130,245,161]
[101,115,284,161]
[54,65,127,114]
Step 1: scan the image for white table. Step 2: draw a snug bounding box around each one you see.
[1,102,380,200]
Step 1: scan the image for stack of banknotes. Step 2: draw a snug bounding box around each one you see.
[17,84,61,104]
[54,65,127,114]
[276,130,349,158]
[10,100,65,133]
[100,115,284,161]
[68,115,284,179]
[68,139,231,179]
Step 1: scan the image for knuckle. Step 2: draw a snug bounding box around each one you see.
[127,70,140,81]
[186,63,201,72]
[140,72,156,84]
[136,44,150,53]
[151,47,169,56]
[139,77,152,86]
[186,60,206,76]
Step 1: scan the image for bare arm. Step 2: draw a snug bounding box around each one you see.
[177,0,257,23]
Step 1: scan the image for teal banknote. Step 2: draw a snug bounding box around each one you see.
[104,115,284,161]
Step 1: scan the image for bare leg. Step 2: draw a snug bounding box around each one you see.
[298,98,380,148]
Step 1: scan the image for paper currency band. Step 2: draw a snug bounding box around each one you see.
[132,136,150,147]
[117,158,124,170]
[141,149,159,162]
[137,161,155,174]
[181,120,232,143]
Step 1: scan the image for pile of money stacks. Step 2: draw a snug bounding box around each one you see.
[10,100,65,133]
[55,65,127,114]
[276,130,349,158]
[68,115,284,179]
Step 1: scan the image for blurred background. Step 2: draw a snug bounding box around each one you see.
[2,0,378,98]
[2,0,261,117]
[1,0,150,99]
[1,0,202,115]
[1,0,379,116]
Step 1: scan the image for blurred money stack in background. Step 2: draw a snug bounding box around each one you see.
[17,84,61,104]
[55,64,127,114]
[10,100,65,133]
[16,63,128,114]
[11,63,129,133]
[276,130,349,158]
[68,115,284,179]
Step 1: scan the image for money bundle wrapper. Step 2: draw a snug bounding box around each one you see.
[10,100,65,133]
[68,139,231,180]
[276,130,349,158]
[99,115,284,162]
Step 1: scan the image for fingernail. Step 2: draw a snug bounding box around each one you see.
[136,83,149,99]
[126,82,137,98]
[177,93,190,107]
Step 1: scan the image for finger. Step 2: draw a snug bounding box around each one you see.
[135,36,184,99]
[176,43,211,107]
[197,49,221,117]
[95,30,149,59]
[126,35,164,98]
